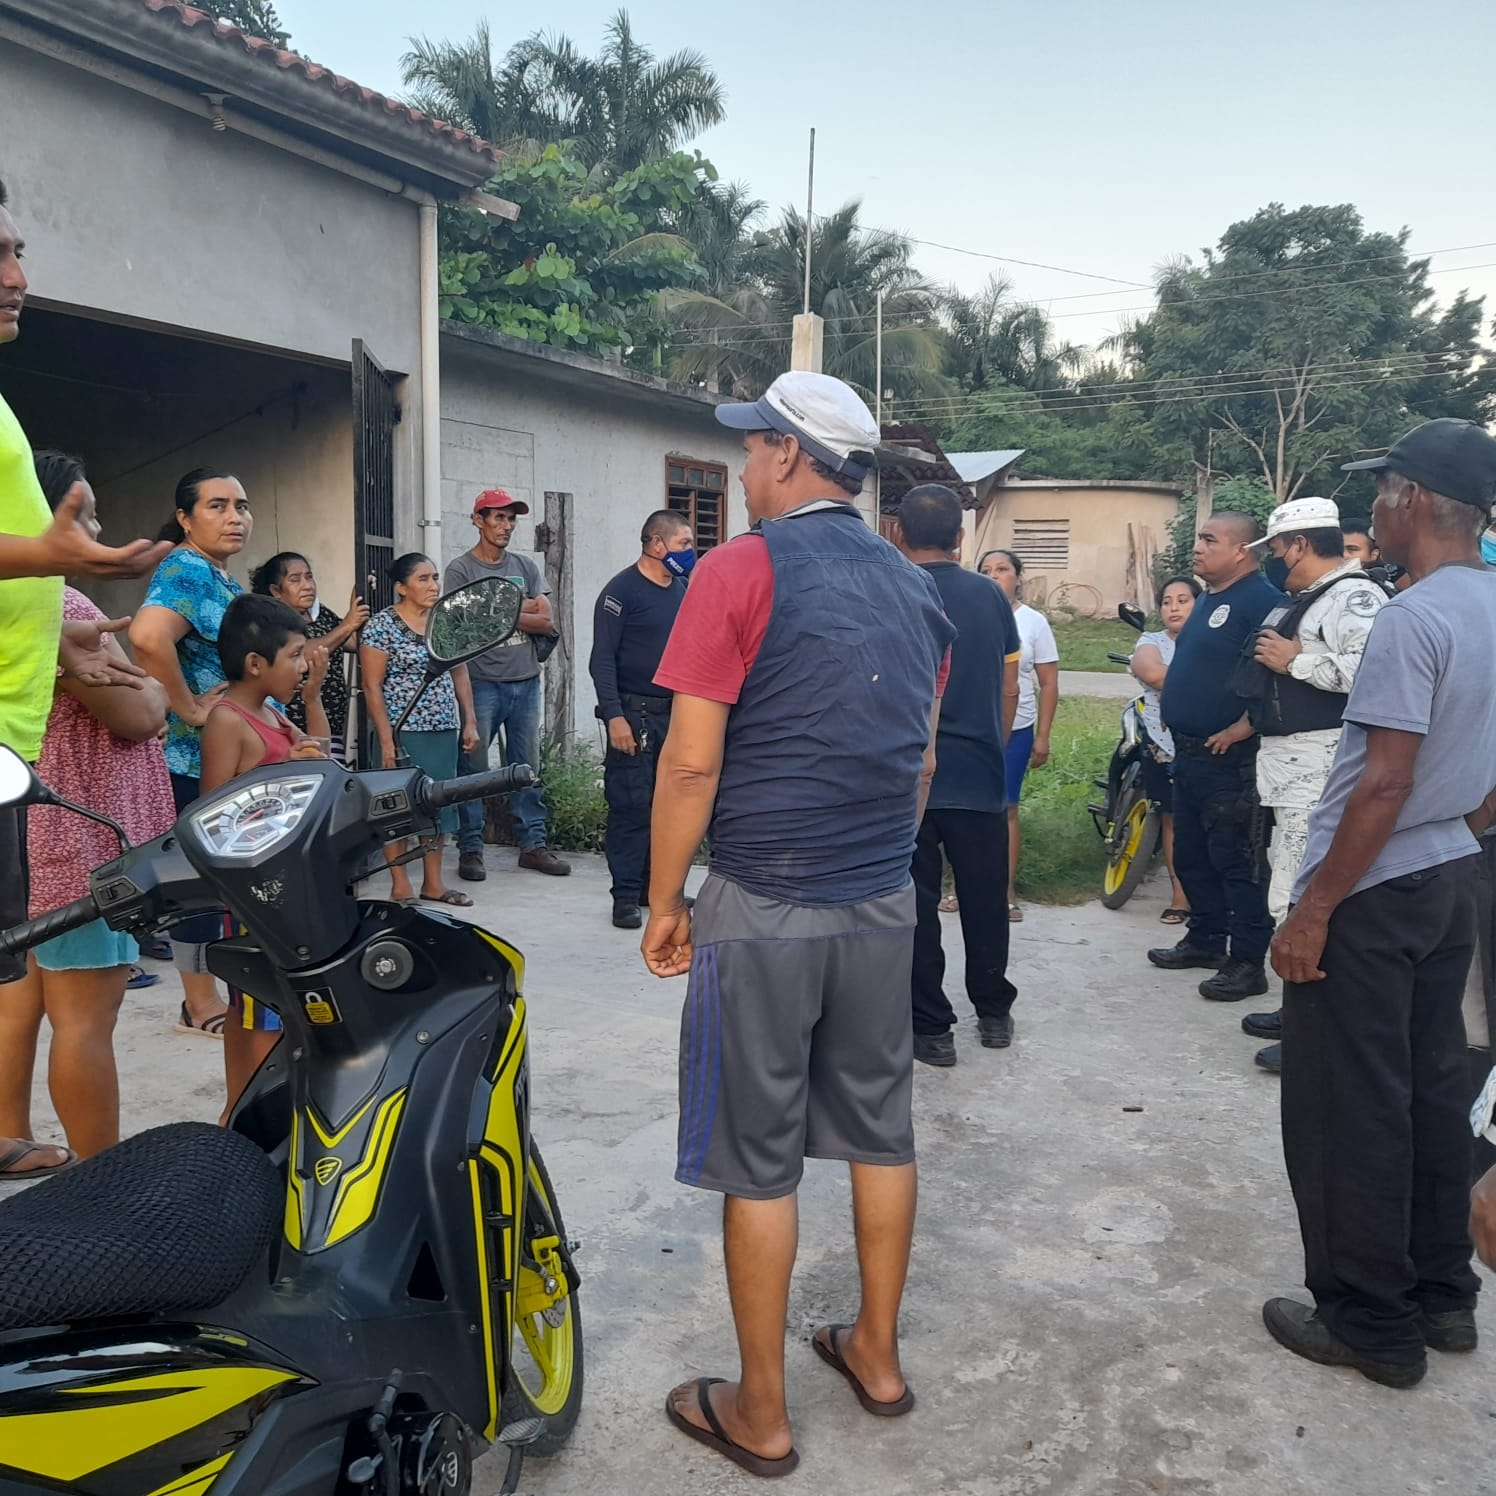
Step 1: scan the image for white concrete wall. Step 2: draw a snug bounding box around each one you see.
[440,340,745,742]
[1,42,423,560]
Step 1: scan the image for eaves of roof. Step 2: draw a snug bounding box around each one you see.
[2,0,503,194]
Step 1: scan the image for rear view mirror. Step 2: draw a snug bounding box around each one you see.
[0,746,41,809]
[427,577,525,667]
[1118,603,1147,632]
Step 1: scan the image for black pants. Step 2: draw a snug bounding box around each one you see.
[0,805,27,985]
[603,696,672,904]
[911,808,1017,1035]
[1172,741,1272,964]
[1282,859,1481,1365]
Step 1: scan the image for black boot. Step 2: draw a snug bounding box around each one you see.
[1242,1009,1282,1040]
[1147,940,1227,971]
[1199,960,1269,1001]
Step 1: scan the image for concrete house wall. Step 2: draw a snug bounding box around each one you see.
[439,328,745,744]
[969,480,1182,612]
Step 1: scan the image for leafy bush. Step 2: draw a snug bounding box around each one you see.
[539,743,608,854]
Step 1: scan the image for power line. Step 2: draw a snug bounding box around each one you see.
[660,257,1496,351]
[885,364,1475,424]
[899,236,1146,287]
[658,251,1496,347]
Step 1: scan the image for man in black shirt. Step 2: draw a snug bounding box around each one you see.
[895,486,1022,1066]
[589,510,693,929]
[1148,512,1284,999]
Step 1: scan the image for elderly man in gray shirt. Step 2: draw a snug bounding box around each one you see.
[444,489,570,879]
[1262,419,1496,1390]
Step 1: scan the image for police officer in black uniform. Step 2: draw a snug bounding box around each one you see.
[1147,511,1285,998]
[589,510,694,929]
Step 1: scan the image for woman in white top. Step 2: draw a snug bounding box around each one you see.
[978,550,1060,921]
[1128,575,1201,923]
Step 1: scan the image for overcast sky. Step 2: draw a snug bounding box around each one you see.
[290,0,1496,353]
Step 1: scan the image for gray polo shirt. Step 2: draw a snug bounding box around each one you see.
[1293,565,1496,901]
[443,548,549,684]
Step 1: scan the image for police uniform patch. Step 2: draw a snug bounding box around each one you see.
[603,595,623,616]
[1208,604,1231,628]
[1346,589,1381,617]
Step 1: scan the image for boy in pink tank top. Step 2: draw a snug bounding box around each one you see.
[201,594,330,1115]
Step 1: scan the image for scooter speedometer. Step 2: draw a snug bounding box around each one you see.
[190,775,322,859]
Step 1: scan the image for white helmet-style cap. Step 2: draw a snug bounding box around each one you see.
[714,371,880,482]
[1247,495,1341,548]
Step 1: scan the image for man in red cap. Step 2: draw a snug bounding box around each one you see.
[442,490,570,878]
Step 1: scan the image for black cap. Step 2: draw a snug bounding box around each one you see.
[1341,418,1496,511]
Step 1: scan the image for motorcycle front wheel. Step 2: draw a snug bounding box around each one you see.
[502,1143,584,1455]
[1101,784,1160,910]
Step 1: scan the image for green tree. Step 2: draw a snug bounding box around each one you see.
[438,147,713,353]
[197,0,290,46]
[662,200,947,402]
[402,10,724,172]
[1153,476,1277,580]
[943,276,1083,396]
[1131,203,1495,501]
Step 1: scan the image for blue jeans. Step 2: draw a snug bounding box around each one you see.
[457,676,549,853]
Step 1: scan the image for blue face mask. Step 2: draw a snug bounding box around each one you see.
[1482,532,1496,566]
[663,546,697,579]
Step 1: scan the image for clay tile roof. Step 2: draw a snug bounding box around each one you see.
[145,0,503,164]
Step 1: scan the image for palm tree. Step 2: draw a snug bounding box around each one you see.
[522,10,725,172]
[401,21,561,152]
[401,11,724,173]
[662,200,947,402]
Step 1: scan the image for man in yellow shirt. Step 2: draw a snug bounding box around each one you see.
[0,178,170,1177]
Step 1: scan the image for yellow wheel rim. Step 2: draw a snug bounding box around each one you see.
[511,1159,577,1416]
[1103,799,1150,896]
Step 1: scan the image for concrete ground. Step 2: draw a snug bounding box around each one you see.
[1059,669,1138,699]
[9,846,1494,1496]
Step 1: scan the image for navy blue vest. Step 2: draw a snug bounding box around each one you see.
[708,502,956,907]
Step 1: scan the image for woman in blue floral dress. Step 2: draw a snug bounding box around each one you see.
[360,553,478,905]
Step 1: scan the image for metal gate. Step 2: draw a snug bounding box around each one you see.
[353,338,400,614]
[351,339,401,768]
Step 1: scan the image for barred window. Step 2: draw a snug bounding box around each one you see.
[666,458,726,550]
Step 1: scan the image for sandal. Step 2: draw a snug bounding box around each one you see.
[176,1001,226,1039]
[1160,907,1189,925]
[938,894,959,914]
[0,1138,78,1179]
[1008,902,1024,922]
[664,1378,799,1478]
[812,1324,915,1417]
[420,889,473,908]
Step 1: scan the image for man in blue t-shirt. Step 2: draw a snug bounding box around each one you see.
[894,486,1022,1066]
[1149,512,1284,999]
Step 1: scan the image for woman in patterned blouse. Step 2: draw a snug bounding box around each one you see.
[361,553,478,906]
[250,551,369,761]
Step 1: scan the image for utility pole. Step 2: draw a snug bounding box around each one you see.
[790,128,823,373]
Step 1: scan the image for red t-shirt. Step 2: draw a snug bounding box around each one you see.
[655,532,949,702]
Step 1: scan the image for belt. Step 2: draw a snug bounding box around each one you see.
[1173,733,1253,755]
[621,692,672,711]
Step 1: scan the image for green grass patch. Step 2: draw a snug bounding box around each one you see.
[1050,617,1140,673]
[541,696,1129,907]
[1014,695,1125,905]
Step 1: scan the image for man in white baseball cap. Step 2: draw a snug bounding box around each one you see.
[1232,496,1385,1071]
[641,369,954,1475]
[712,370,880,514]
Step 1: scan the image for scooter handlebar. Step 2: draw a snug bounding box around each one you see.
[418,763,537,813]
[0,893,101,958]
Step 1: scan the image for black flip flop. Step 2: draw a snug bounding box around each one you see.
[1160,907,1189,925]
[664,1378,799,1479]
[812,1325,915,1417]
[420,889,473,907]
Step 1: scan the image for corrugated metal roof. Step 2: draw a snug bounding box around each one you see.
[946,450,1026,484]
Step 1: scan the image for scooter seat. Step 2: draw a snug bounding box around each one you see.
[0,1122,281,1332]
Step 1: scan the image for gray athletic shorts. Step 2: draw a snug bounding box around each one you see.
[676,873,917,1200]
